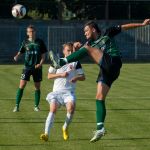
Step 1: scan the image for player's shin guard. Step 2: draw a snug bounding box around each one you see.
[34,90,40,107]
[16,88,24,107]
[96,100,106,130]
[60,47,88,66]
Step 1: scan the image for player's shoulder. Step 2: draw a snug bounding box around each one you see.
[69,61,81,66]
[35,38,44,43]
[48,66,57,73]
[21,39,28,46]
[104,25,122,38]
[105,25,121,32]
[73,61,82,69]
[23,38,28,43]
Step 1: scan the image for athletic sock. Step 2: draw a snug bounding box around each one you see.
[63,112,73,130]
[60,47,88,66]
[45,112,55,136]
[15,88,24,107]
[96,100,106,130]
[34,90,40,107]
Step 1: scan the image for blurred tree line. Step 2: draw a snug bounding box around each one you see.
[0,0,150,20]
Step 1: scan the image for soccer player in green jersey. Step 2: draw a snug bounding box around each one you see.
[49,19,150,142]
[13,25,47,112]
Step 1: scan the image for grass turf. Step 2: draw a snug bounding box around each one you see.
[0,64,150,150]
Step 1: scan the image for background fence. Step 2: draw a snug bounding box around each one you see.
[0,20,150,63]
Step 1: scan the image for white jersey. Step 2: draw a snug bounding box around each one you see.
[48,61,84,92]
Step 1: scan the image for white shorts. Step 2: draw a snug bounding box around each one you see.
[46,91,76,106]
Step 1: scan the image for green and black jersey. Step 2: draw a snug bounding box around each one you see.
[19,38,47,69]
[88,25,121,57]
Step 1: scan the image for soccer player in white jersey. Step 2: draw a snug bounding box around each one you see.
[40,42,85,141]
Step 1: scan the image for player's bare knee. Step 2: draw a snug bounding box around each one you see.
[50,102,58,113]
[66,102,75,114]
[67,106,74,114]
[96,94,106,100]
[34,82,41,90]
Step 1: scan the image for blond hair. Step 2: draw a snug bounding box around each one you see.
[62,42,73,51]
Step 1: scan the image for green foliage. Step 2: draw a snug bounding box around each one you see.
[0,0,150,20]
[27,9,43,20]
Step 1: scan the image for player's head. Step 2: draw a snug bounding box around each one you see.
[84,21,101,40]
[26,25,36,39]
[62,42,73,57]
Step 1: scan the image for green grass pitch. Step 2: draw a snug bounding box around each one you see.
[0,64,150,150]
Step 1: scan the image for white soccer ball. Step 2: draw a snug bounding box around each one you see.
[12,4,26,19]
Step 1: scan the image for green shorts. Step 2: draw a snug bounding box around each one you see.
[21,68,42,82]
[97,52,122,87]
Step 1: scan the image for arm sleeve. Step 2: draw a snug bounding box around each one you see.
[19,41,26,53]
[104,25,121,38]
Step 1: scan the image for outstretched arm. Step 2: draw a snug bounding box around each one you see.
[121,19,150,30]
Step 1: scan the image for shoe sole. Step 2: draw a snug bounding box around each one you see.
[40,135,48,142]
[40,138,48,142]
[49,51,59,69]
[13,109,19,112]
[90,136,102,143]
[62,127,69,140]
[90,132,105,143]
[34,108,40,112]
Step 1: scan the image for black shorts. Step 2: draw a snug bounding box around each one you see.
[20,68,42,82]
[97,53,122,87]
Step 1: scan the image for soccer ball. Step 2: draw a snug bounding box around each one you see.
[12,4,26,19]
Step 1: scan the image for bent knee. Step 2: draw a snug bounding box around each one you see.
[66,102,75,113]
[96,94,106,100]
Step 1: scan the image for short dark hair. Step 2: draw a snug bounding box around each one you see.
[84,21,101,34]
[27,24,36,31]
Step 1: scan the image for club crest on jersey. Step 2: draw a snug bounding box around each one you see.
[24,44,30,50]
[101,45,106,51]
[26,47,29,51]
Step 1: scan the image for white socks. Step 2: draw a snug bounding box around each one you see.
[45,112,55,136]
[62,58,68,63]
[44,112,73,136]
[63,112,73,130]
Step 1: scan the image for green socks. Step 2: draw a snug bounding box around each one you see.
[16,88,24,107]
[96,100,106,130]
[15,88,40,108]
[60,47,88,66]
[35,90,41,107]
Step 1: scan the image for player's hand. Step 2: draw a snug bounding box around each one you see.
[73,42,82,52]
[142,19,150,26]
[35,64,42,69]
[69,77,77,83]
[14,56,18,61]
[60,72,68,78]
